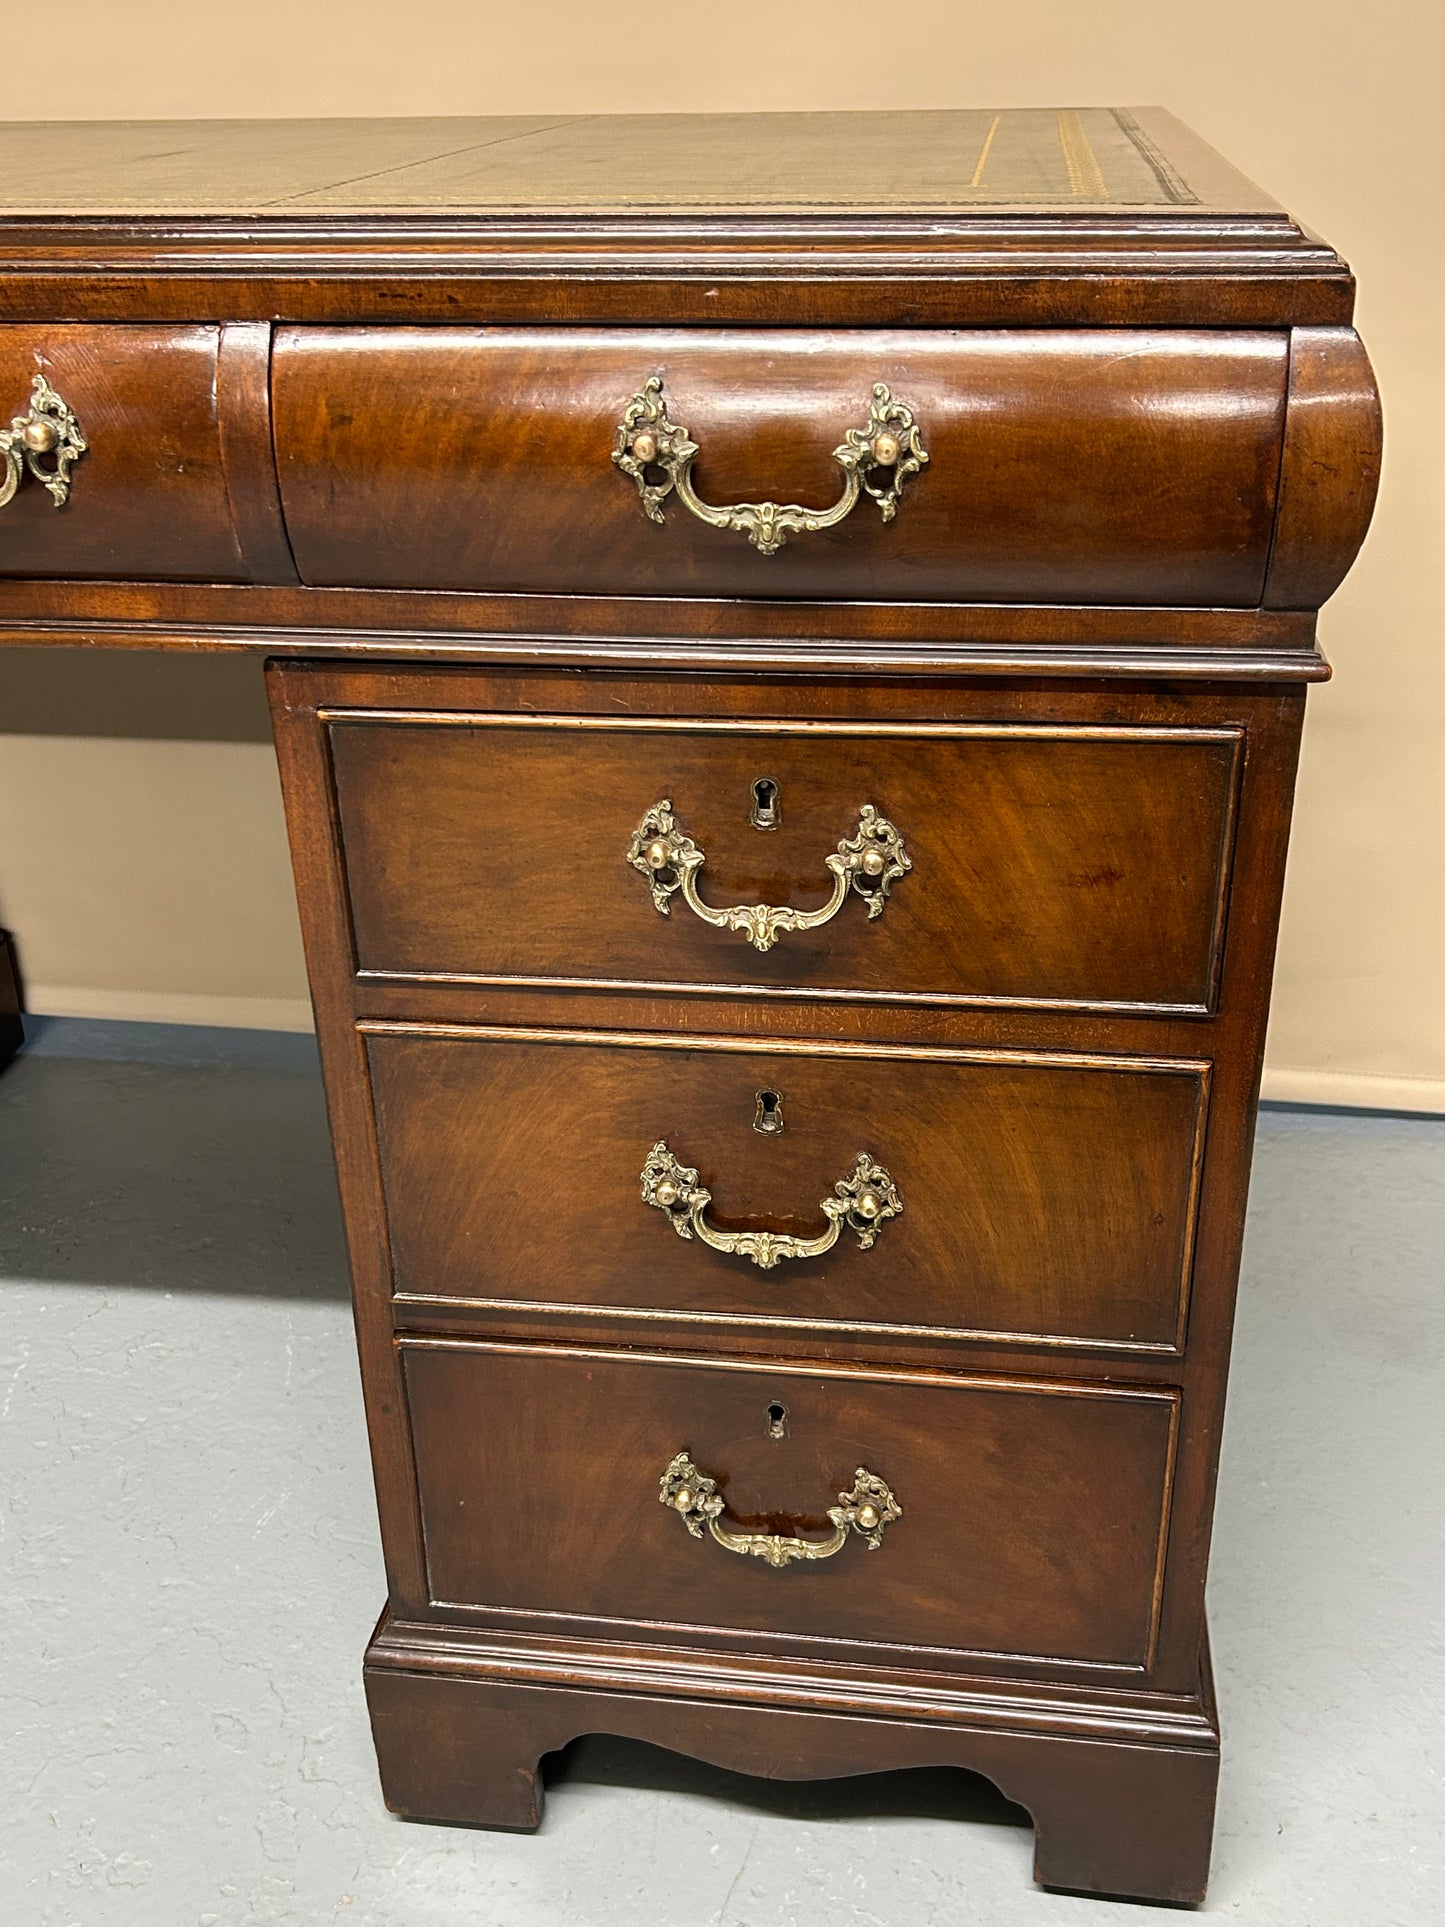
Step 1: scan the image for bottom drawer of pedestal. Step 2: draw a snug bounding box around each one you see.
[401,1340,1179,1670]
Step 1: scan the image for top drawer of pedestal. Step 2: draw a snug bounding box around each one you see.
[271,327,1290,605]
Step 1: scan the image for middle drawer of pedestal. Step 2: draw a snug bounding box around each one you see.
[369,1026,1207,1354]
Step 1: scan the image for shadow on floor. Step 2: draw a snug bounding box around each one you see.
[0,1042,350,1301]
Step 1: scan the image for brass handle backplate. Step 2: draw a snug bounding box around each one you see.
[641,1140,902,1270]
[627,798,910,953]
[660,1451,902,1568]
[0,376,86,509]
[613,376,928,554]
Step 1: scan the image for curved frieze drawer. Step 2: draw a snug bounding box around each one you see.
[401,1338,1180,1673]
[326,711,1242,1016]
[0,325,246,582]
[272,326,1290,606]
[368,1025,1208,1355]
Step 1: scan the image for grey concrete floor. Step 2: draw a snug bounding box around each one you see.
[1,1018,1441,1927]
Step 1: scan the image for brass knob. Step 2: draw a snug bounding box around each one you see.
[653,1178,680,1208]
[859,847,887,876]
[0,375,87,511]
[631,430,658,464]
[672,1486,694,1512]
[871,430,901,466]
[854,1190,882,1221]
[645,837,672,870]
[855,1502,880,1531]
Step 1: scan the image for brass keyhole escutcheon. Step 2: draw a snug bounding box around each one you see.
[750,777,780,831]
[753,1088,785,1135]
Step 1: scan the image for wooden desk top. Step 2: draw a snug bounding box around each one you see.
[0,107,1375,675]
[0,109,1272,219]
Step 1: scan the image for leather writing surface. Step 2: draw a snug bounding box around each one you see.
[0,108,1267,215]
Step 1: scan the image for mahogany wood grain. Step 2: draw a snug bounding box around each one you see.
[273,327,1288,606]
[0,576,1326,667]
[1264,326,1384,608]
[0,325,244,582]
[0,108,1384,1909]
[269,658,1309,1713]
[401,1339,1178,1671]
[363,1662,1219,1903]
[215,322,299,585]
[366,1026,1206,1354]
[326,709,1240,1013]
[0,247,1356,332]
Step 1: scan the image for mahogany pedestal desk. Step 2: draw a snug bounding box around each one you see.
[0,110,1380,1904]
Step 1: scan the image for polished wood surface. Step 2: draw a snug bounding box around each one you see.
[215,322,300,585]
[0,325,244,582]
[274,327,1288,605]
[0,575,1328,666]
[1264,327,1384,608]
[328,709,1240,1010]
[403,1340,1177,1668]
[272,659,1307,1681]
[363,1662,1220,1904]
[367,1026,1207,1353]
[0,110,1385,1904]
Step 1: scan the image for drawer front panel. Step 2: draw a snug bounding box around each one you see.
[329,714,1240,1014]
[370,1027,1207,1353]
[274,327,1286,605]
[404,1341,1178,1670]
[0,325,245,581]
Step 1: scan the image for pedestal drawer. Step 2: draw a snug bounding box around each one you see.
[369,1025,1207,1355]
[328,711,1241,1015]
[402,1339,1178,1671]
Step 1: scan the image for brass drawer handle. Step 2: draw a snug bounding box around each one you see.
[660,1452,902,1568]
[641,1140,902,1270]
[614,376,928,555]
[0,376,86,509]
[627,798,910,953]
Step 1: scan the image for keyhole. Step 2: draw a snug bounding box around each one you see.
[753,1088,784,1135]
[750,777,780,830]
[766,1403,788,1439]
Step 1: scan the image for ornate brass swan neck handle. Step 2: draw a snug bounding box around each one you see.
[0,376,86,509]
[660,1452,902,1568]
[613,376,928,555]
[641,1140,902,1271]
[626,799,910,953]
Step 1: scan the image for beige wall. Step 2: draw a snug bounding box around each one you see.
[0,1,1440,1108]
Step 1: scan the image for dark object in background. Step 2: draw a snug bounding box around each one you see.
[0,930,22,1066]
